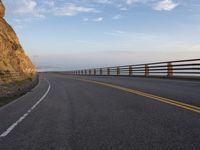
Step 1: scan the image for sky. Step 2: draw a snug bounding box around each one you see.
[3,0,200,71]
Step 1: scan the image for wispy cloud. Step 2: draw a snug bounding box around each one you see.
[82,17,104,22]
[54,3,96,16]
[153,0,179,11]
[5,0,96,18]
[4,0,182,20]
[126,0,149,5]
[104,30,126,36]
[94,0,113,4]
[83,17,89,21]
[113,14,122,20]
[11,0,44,18]
[43,0,55,7]
[93,17,104,22]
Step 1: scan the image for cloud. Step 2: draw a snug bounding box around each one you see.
[104,30,126,36]
[43,0,55,7]
[5,0,96,18]
[54,3,96,16]
[93,17,104,22]
[113,14,122,20]
[82,17,104,22]
[126,0,149,5]
[4,0,181,23]
[153,0,179,11]
[5,0,48,18]
[12,0,39,16]
[83,18,89,21]
[125,0,179,11]
[94,0,113,4]
[119,7,128,11]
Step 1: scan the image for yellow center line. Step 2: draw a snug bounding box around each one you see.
[72,77,200,113]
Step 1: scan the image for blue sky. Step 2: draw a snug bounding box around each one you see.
[3,0,200,70]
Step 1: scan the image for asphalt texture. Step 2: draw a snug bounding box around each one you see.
[0,73,199,150]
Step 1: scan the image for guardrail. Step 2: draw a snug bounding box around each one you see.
[67,59,200,79]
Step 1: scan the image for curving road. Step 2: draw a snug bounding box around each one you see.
[0,73,200,150]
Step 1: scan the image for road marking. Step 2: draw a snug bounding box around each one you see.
[0,80,51,138]
[73,78,200,113]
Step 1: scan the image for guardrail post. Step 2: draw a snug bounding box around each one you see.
[145,64,149,77]
[85,70,87,76]
[117,67,120,76]
[100,68,102,76]
[81,70,83,76]
[167,62,173,77]
[107,68,110,76]
[129,65,132,76]
[89,69,91,76]
[94,69,96,76]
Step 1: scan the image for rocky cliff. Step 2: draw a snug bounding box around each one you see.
[0,1,36,84]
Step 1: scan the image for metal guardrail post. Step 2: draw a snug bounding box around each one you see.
[94,69,96,76]
[129,65,132,76]
[117,67,120,76]
[167,62,173,77]
[89,69,91,76]
[145,64,149,77]
[100,68,102,76]
[107,68,110,76]
[85,70,87,76]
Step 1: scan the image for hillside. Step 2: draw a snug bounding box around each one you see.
[0,1,36,84]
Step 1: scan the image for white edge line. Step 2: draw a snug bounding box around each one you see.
[0,79,51,138]
[0,77,41,112]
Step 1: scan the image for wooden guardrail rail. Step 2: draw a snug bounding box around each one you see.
[68,59,200,79]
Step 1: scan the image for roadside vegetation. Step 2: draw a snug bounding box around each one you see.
[0,75,39,107]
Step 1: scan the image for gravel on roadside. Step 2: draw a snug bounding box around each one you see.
[0,75,39,107]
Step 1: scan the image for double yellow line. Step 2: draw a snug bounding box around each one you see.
[74,78,200,113]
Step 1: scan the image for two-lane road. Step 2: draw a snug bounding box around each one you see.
[0,73,200,150]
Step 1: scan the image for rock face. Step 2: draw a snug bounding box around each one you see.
[0,1,36,84]
[0,0,5,18]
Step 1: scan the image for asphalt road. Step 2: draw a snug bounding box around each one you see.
[0,73,200,150]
